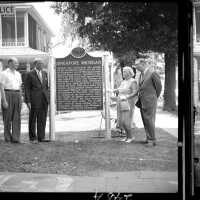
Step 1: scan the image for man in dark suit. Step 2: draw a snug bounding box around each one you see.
[25,58,49,143]
[135,60,162,146]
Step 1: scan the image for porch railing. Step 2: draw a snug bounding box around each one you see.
[1,41,25,47]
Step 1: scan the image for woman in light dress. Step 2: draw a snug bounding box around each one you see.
[113,64,123,90]
[112,66,138,143]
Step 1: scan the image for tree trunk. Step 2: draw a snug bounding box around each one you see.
[163,52,177,111]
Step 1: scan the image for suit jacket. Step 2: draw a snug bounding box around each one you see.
[136,67,162,109]
[24,69,49,109]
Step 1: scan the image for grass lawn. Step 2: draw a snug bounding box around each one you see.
[0,128,177,176]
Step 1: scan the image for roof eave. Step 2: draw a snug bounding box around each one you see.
[28,6,55,37]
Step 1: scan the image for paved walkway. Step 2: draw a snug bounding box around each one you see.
[17,103,178,138]
[0,171,177,192]
[0,104,178,193]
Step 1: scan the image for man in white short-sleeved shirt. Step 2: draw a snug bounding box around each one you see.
[0,57,22,143]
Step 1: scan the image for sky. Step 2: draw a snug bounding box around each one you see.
[25,2,88,57]
[25,2,110,58]
[27,2,63,45]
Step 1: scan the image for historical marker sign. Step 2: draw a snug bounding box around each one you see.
[56,47,103,111]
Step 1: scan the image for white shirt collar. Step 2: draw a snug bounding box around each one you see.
[35,68,41,73]
[7,67,16,74]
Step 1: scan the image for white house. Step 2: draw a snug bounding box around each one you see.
[0,3,54,72]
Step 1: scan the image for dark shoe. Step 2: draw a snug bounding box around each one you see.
[30,140,38,144]
[145,140,156,146]
[144,139,149,144]
[38,139,50,142]
[152,141,156,146]
[11,140,21,144]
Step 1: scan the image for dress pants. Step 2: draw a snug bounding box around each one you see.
[2,90,21,142]
[140,105,156,141]
[29,105,48,141]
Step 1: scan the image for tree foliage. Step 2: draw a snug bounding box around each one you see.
[51,2,178,111]
[51,2,177,55]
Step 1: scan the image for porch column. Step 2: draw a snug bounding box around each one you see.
[26,63,31,71]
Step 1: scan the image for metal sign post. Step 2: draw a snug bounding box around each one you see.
[49,54,56,141]
[103,54,111,138]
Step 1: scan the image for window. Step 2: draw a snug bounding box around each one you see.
[2,15,15,45]
[28,14,36,49]
[36,26,47,52]
[1,11,25,46]
[40,29,44,51]
[43,31,47,52]
[36,26,41,50]
[16,11,24,45]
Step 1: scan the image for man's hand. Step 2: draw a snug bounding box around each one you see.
[2,100,8,109]
[110,96,118,102]
[113,89,119,96]
[120,95,127,101]
[27,103,31,110]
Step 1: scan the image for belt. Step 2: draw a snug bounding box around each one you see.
[4,89,20,92]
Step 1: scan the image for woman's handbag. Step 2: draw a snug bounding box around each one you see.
[119,98,130,111]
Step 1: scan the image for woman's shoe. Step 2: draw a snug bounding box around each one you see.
[120,137,127,142]
[125,137,135,143]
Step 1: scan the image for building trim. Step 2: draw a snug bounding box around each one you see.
[0,3,54,37]
[27,6,54,37]
[24,11,29,47]
[0,14,2,48]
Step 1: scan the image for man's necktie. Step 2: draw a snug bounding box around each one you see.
[139,72,144,86]
[38,70,43,83]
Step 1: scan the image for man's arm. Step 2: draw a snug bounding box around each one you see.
[0,72,8,108]
[152,72,162,98]
[44,71,50,104]
[24,72,31,109]
[0,82,8,108]
[18,72,23,103]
